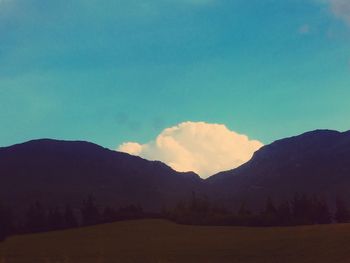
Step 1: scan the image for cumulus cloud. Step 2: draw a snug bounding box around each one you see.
[118,122,263,178]
[328,0,350,25]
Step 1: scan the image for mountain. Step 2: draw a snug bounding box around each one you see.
[206,130,350,209]
[1,130,350,214]
[0,139,202,212]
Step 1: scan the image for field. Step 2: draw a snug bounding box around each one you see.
[1,219,350,263]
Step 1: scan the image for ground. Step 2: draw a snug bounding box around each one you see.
[1,219,350,263]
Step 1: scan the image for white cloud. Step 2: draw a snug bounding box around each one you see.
[118,121,263,178]
[328,0,350,25]
[119,142,143,155]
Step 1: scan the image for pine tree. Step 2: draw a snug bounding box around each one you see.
[291,194,314,225]
[261,197,278,226]
[81,195,100,226]
[335,197,350,223]
[25,202,47,233]
[315,198,332,224]
[47,207,64,231]
[64,205,78,229]
[102,206,117,223]
[265,197,277,215]
[0,202,13,241]
[238,201,251,217]
[277,201,291,226]
[236,201,252,226]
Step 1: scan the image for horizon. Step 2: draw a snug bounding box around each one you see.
[1,127,349,179]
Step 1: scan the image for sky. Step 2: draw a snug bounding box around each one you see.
[1,0,350,177]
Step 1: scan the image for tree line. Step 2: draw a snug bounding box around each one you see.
[164,193,350,227]
[0,195,146,241]
[1,193,350,242]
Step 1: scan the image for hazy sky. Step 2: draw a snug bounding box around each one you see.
[1,0,350,152]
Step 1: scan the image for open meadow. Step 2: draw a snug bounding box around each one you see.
[1,219,350,263]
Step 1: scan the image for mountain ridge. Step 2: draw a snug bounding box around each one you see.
[0,138,202,212]
[1,129,350,212]
[205,129,350,209]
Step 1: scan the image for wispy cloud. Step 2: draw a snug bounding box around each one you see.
[0,0,10,5]
[298,24,311,35]
[327,0,350,25]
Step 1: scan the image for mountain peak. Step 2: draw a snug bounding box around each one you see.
[206,128,350,209]
[0,139,202,211]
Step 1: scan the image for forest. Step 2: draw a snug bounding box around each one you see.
[1,193,350,242]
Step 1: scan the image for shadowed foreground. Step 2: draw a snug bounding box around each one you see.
[1,219,350,263]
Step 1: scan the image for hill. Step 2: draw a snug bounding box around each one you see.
[1,219,350,263]
[207,130,350,209]
[0,139,202,212]
[1,129,350,213]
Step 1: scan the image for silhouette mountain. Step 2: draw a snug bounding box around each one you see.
[207,130,350,209]
[1,130,350,213]
[0,139,202,211]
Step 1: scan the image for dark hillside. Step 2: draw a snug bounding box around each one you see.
[0,139,202,212]
[207,130,350,209]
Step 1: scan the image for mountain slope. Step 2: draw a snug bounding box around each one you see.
[206,130,350,209]
[0,139,202,211]
[1,130,350,213]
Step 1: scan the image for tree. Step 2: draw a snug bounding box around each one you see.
[117,204,143,220]
[265,197,277,215]
[25,202,47,233]
[238,201,251,217]
[277,201,291,226]
[314,198,332,224]
[64,205,78,229]
[291,194,314,225]
[102,206,117,223]
[261,197,278,226]
[47,207,64,231]
[190,194,210,217]
[236,201,253,226]
[335,197,350,223]
[81,195,100,226]
[0,202,13,241]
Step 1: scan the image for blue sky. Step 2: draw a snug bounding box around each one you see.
[1,0,350,149]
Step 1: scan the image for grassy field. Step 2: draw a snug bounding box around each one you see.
[1,219,350,263]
